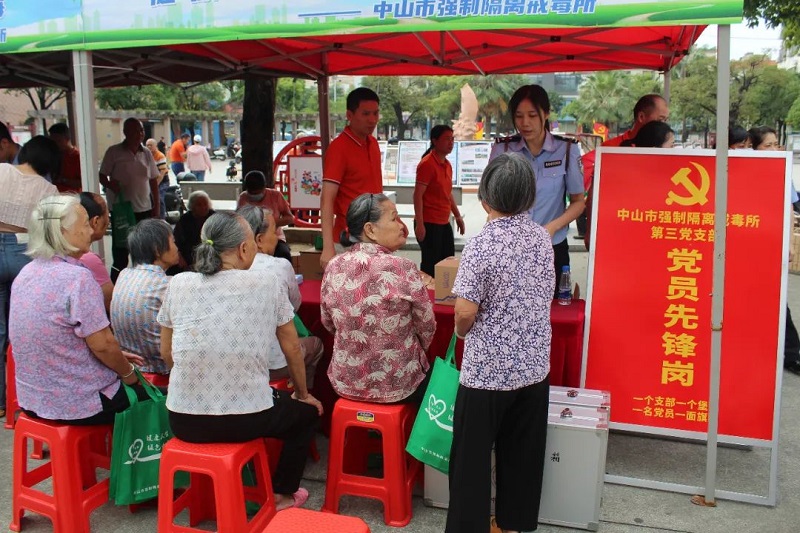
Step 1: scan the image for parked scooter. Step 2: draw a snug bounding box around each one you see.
[227,141,241,159]
[211,146,227,161]
[164,182,188,224]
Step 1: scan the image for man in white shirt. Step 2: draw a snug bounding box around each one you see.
[99,118,159,282]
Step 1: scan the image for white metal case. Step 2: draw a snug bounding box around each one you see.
[424,397,609,531]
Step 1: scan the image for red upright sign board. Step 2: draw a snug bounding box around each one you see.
[584,151,788,441]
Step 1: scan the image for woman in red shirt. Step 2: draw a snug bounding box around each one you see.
[413,125,465,276]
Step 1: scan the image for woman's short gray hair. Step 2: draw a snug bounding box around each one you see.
[236,205,273,237]
[128,219,173,266]
[343,193,388,246]
[194,212,248,275]
[478,153,537,216]
[188,190,212,210]
[26,194,82,259]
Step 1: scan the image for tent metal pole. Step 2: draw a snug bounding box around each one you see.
[72,50,103,258]
[705,23,731,506]
[318,54,331,152]
[318,77,330,151]
[663,68,671,102]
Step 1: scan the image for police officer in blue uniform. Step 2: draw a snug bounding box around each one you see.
[489,85,585,295]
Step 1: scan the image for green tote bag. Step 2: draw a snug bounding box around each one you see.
[406,334,460,474]
[109,370,173,505]
[111,191,136,249]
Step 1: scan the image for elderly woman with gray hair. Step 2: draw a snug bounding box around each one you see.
[157,211,322,511]
[9,195,146,425]
[321,193,436,404]
[238,205,323,389]
[111,219,180,386]
[445,153,554,533]
[172,190,214,272]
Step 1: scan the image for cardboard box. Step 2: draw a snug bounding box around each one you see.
[297,248,324,281]
[434,257,459,306]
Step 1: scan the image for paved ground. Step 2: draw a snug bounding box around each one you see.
[1,159,799,532]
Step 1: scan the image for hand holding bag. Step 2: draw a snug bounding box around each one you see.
[109,370,173,505]
[405,333,460,474]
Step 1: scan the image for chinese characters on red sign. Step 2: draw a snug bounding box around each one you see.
[585,152,788,440]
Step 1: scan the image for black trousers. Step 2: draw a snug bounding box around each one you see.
[110,210,153,284]
[552,238,570,299]
[274,240,293,265]
[168,389,319,495]
[418,221,455,277]
[445,376,550,533]
[785,307,800,368]
[23,382,159,426]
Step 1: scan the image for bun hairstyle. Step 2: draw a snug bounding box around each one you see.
[340,193,388,247]
[193,212,248,275]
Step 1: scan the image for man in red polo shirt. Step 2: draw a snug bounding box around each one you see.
[320,87,384,268]
[582,94,669,249]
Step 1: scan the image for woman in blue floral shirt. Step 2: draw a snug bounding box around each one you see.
[445,153,554,533]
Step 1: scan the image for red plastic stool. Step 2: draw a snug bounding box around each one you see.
[269,379,321,463]
[322,399,421,527]
[5,345,19,429]
[157,437,276,532]
[265,508,371,532]
[9,414,111,532]
[6,347,46,460]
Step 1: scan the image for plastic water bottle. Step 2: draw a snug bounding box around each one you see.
[558,266,572,305]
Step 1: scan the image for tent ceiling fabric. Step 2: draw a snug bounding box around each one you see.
[170,25,703,77]
[0,25,703,89]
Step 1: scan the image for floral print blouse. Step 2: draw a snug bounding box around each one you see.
[321,242,436,403]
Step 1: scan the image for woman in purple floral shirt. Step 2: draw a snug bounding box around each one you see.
[445,154,554,533]
[9,195,144,425]
[321,193,436,404]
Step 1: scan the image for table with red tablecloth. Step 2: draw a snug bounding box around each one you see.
[297,280,585,432]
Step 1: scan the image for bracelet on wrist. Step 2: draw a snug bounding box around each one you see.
[455,331,467,340]
[121,363,136,380]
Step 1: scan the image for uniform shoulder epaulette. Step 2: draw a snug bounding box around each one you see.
[551,134,579,144]
[494,134,521,144]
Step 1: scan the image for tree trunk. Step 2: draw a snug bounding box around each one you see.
[242,76,276,181]
[393,102,405,141]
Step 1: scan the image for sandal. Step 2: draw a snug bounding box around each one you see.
[278,487,309,511]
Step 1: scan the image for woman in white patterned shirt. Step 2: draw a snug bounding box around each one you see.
[157,211,322,512]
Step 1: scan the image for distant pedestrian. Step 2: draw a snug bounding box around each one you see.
[185,135,212,182]
[47,122,82,192]
[157,136,166,155]
[99,117,160,283]
[168,133,190,179]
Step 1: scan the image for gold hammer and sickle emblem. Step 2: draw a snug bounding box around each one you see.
[666,162,710,206]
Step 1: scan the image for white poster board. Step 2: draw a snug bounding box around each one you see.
[456,141,492,185]
[396,141,428,184]
[288,156,323,209]
[396,141,460,185]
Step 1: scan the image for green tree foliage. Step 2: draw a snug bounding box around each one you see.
[565,71,663,135]
[670,51,798,140]
[362,76,426,140]
[564,72,631,134]
[744,0,800,48]
[96,82,230,112]
[5,87,66,130]
[740,65,800,136]
[275,78,318,114]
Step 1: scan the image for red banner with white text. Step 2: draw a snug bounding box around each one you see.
[584,150,788,441]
